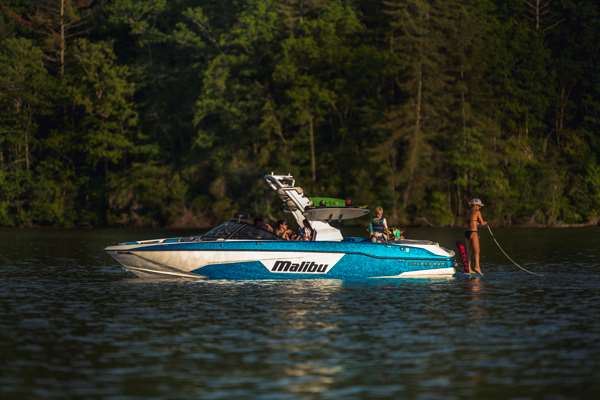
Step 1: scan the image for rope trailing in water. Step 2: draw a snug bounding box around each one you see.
[486,225,543,277]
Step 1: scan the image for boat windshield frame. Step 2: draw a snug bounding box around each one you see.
[200,221,281,241]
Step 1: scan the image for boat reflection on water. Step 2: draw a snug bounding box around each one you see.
[253,279,345,396]
[341,276,455,288]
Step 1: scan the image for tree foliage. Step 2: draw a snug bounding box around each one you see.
[1,0,600,227]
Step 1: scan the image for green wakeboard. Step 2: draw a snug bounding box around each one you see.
[310,197,346,207]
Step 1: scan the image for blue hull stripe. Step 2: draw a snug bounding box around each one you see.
[192,254,454,280]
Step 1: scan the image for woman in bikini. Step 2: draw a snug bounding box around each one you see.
[466,198,486,274]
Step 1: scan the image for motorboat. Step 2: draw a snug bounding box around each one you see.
[105,174,457,279]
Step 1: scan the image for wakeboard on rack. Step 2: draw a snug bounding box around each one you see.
[303,207,369,222]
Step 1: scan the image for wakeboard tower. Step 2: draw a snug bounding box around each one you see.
[105,173,457,280]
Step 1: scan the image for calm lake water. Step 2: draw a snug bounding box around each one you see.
[1,227,600,399]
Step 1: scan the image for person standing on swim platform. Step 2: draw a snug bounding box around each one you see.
[368,206,388,242]
[466,198,486,274]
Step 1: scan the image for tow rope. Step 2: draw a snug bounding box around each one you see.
[486,225,542,277]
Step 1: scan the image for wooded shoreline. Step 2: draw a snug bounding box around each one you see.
[1,1,600,229]
[5,218,599,230]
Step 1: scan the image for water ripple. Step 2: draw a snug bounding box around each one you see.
[2,229,600,398]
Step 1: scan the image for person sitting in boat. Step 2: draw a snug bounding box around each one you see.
[465,198,486,274]
[296,219,313,241]
[368,206,388,242]
[253,216,273,232]
[275,220,295,240]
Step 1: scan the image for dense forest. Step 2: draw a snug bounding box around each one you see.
[1,0,599,228]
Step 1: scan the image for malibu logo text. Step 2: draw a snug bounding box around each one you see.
[271,260,328,273]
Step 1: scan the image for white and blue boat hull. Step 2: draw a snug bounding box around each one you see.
[106,239,456,280]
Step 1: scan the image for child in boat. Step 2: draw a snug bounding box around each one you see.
[296,219,313,241]
[275,220,295,240]
[466,198,486,274]
[387,227,405,241]
[368,206,388,242]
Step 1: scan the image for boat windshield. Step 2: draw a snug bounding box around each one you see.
[201,221,280,241]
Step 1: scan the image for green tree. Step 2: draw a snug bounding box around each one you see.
[274,1,363,184]
[68,39,138,168]
[0,38,55,225]
[1,0,96,78]
[66,39,145,223]
[376,0,455,222]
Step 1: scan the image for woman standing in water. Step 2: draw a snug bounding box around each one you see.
[466,198,486,274]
